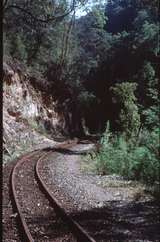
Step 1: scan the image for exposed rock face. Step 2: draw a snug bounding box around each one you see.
[3,63,58,121]
[3,62,61,163]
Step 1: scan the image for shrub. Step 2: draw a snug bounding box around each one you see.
[93,124,160,185]
[110,82,140,139]
[10,35,27,62]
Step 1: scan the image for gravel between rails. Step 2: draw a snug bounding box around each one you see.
[38,144,160,242]
[13,151,77,242]
[3,143,160,242]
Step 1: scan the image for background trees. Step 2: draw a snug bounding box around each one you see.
[3,0,159,182]
[4,0,159,136]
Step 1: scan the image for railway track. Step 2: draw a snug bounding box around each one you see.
[11,141,96,242]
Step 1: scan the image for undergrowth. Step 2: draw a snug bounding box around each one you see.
[28,118,51,138]
[88,123,160,186]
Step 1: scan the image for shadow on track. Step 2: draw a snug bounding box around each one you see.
[70,200,160,241]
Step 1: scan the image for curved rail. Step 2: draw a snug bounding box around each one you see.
[11,151,39,242]
[36,145,96,242]
[11,140,96,242]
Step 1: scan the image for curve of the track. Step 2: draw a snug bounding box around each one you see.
[11,141,96,242]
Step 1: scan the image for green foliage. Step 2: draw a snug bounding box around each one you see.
[28,118,51,137]
[93,125,160,185]
[4,0,159,167]
[135,21,159,54]
[10,35,27,61]
[78,91,96,109]
[110,82,140,138]
[138,62,159,129]
[3,0,81,70]
[143,106,159,128]
[91,5,107,29]
[3,36,12,58]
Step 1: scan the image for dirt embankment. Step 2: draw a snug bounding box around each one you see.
[3,61,62,164]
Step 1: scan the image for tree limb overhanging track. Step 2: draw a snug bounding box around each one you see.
[11,141,96,242]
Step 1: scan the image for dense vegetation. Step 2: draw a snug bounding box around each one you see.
[3,0,159,185]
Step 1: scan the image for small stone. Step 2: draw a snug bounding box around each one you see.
[115,192,120,196]
[97,202,104,208]
[10,213,18,218]
[123,230,131,235]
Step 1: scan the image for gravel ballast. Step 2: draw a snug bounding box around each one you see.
[40,144,160,241]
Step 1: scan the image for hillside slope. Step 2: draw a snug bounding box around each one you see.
[3,61,62,164]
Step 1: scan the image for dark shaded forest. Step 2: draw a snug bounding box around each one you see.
[3,0,160,185]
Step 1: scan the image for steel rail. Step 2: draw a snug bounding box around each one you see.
[11,140,96,242]
[11,151,40,242]
[36,146,96,242]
